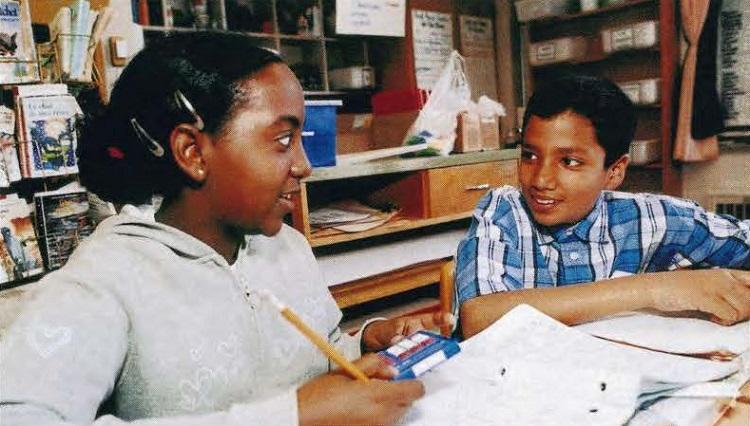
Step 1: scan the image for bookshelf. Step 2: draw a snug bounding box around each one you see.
[0,0,102,290]
[139,0,374,95]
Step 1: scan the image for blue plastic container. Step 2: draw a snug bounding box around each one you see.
[302,100,342,167]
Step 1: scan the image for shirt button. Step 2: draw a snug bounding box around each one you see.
[569,252,580,261]
[566,229,574,236]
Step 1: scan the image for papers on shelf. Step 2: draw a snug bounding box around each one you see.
[309,200,397,233]
[308,207,370,226]
[575,312,750,358]
[399,305,744,426]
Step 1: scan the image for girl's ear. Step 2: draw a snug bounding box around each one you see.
[169,124,208,183]
[604,154,630,190]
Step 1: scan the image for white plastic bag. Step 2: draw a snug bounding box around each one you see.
[403,51,471,156]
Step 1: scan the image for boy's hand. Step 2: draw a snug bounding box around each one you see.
[648,269,750,325]
[361,312,455,352]
[297,354,424,426]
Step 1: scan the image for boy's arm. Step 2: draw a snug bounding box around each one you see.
[461,268,750,338]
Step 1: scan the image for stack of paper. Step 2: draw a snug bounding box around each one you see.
[309,200,397,233]
[399,305,745,426]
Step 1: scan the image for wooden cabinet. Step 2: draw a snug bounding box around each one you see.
[291,150,519,247]
[517,0,681,196]
[425,161,517,217]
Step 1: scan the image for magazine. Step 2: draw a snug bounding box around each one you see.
[34,189,93,270]
[0,195,44,283]
[18,94,80,178]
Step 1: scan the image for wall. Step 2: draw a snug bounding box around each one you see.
[681,144,750,208]
[31,0,144,103]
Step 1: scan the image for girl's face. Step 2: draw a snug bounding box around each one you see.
[203,63,310,237]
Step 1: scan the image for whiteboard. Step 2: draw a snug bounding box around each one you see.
[335,0,406,37]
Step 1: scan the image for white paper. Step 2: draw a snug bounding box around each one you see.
[403,355,641,426]
[335,0,405,37]
[463,305,741,388]
[412,10,453,90]
[575,312,750,356]
[308,207,370,226]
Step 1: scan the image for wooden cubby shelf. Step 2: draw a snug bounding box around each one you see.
[293,149,520,248]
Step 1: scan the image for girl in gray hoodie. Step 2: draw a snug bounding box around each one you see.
[0,32,452,426]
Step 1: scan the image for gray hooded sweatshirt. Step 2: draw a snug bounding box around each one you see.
[0,212,363,425]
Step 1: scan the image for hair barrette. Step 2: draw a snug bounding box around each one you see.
[174,90,205,131]
[130,118,165,158]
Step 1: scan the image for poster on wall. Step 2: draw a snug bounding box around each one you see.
[718,0,750,136]
[335,0,405,37]
[459,15,493,56]
[412,9,453,91]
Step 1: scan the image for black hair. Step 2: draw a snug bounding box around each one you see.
[77,32,284,204]
[521,74,636,167]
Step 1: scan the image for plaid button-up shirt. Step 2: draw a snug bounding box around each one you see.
[455,186,750,308]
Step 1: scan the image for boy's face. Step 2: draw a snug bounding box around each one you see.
[520,111,627,227]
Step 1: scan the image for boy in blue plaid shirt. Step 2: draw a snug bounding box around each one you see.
[456,75,750,338]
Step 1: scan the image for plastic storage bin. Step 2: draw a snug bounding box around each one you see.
[602,20,659,53]
[302,100,342,167]
[529,36,588,66]
[515,0,569,22]
[329,66,375,90]
[617,78,661,105]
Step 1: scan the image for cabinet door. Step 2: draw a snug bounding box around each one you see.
[425,160,517,218]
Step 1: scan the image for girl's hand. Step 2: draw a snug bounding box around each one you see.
[648,269,750,325]
[361,311,455,352]
[297,354,424,426]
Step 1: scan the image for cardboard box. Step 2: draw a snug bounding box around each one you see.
[455,112,500,152]
[480,115,501,150]
[455,112,482,152]
[336,113,373,154]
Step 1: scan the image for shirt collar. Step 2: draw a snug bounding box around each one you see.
[529,194,608,245]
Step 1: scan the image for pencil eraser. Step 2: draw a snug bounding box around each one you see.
[377,331,460,380]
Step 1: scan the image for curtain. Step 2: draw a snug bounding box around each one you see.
[674,0,719,162]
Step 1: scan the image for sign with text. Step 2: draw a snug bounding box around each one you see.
[412,9,453,90]
[719,0,750,134]
[459,16,494,57]
[335,0,405,37]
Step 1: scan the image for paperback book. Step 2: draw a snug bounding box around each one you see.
[0,195,43,283]
[34,189,93,270]
[17,93,81,178]
[0,0,38,84]
[0,105,20,187]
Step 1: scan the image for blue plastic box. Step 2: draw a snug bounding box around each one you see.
[302,100,342,167]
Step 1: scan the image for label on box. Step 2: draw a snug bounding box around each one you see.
[611,27,634,50]
[378,331,461,380]
[535,43,556,62]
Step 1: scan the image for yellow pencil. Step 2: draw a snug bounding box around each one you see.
[257,289,370,382]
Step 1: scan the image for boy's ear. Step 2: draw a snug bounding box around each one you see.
[604,154,630,190]
[169,124,208,183]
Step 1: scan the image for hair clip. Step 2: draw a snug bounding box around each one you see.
[130,118,165,157]
[174,90,205,131]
